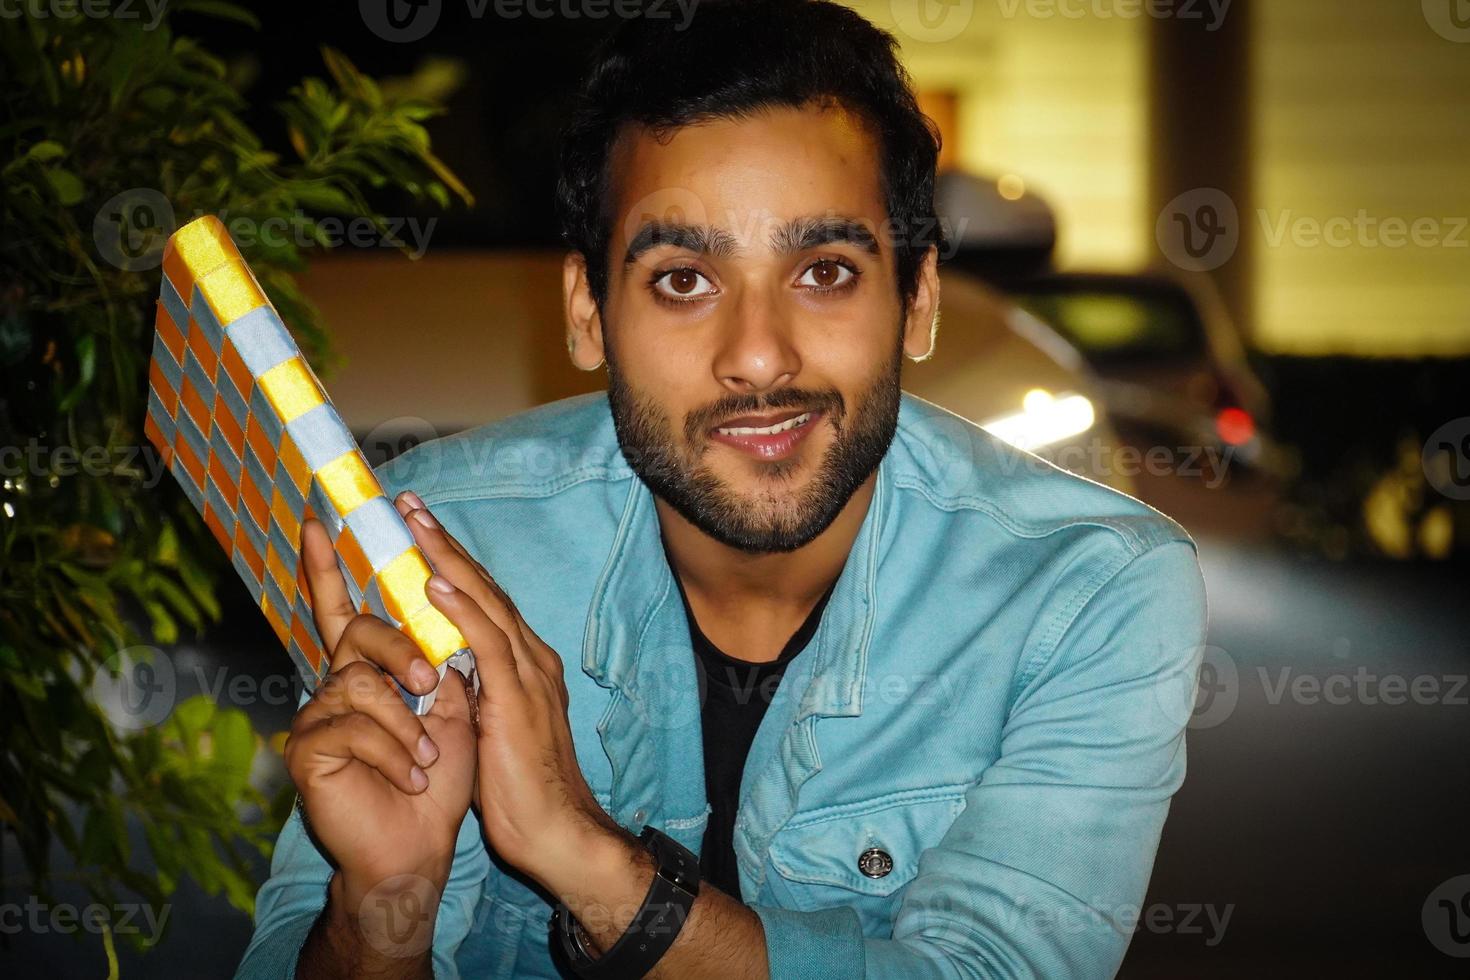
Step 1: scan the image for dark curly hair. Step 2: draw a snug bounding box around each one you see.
[555,0,943,310]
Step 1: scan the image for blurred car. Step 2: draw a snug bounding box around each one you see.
[934,169,1285,481]
[905,268,1132,492]
[1003,269,1287,477]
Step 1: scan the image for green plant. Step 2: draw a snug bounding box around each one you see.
[0,2,471,969]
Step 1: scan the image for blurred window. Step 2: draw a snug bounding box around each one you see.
[1014,285,1205,365]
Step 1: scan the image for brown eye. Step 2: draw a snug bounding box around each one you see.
[653,267,716,301]
[798,259,855,290]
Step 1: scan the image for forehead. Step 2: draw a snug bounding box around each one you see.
[606,104,887,248]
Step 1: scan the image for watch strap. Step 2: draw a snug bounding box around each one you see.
[551,825,700,978]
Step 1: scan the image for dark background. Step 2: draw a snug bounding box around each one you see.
[4,1,1469,976]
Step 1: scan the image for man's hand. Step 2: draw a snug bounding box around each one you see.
[390,491,626,885]
[391,491,772,978]
[287,516,477,978]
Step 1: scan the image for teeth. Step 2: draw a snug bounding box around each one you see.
[717,412,812,436]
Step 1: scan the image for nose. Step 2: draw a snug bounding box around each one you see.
[711,288,801,395]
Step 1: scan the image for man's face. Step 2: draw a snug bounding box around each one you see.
[586,104,932,554]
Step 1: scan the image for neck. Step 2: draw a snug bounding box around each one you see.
[656,473,876,627]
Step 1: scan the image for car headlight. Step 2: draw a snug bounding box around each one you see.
[980,389,1096,451]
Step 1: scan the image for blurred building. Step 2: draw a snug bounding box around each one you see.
[857,0,1470,356]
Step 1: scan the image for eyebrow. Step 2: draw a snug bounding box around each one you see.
[622,214,881,266]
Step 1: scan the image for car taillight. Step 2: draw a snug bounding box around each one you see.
[1216,406,1255,446]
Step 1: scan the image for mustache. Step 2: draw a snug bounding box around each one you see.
[684,388,846,443]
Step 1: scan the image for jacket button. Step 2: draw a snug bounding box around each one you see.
[857,847,893,878]
[632,808,648,825]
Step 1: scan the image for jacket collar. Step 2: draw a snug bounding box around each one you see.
[580,453,889,721]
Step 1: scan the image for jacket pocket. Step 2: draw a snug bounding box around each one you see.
[765,786,969,933]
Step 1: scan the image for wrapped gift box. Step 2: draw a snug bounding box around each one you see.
[142,215,469,713]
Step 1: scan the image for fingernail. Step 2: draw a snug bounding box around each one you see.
[413,508,438,530]
[402,490,425,510]
[410,766,428,792]
[417,735,439,766]
[411,659,439,692]
[427,574,455,595]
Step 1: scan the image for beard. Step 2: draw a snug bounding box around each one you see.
[605,334,903,555]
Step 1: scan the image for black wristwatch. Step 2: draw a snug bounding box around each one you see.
[550,825,700,978]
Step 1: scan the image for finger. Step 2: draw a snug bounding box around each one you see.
[301,518,356,654]
[423,574,526,699]
[297,662,440,769]
[395,492,483,569]
[331,613,442,696]
[406,507,566,682]
[288,710,429,795]
[393,489,424,519]
[404,507,521,638]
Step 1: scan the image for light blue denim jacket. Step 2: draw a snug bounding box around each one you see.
[236,391,1208,979]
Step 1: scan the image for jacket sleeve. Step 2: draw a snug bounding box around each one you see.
[233,716,492,978]
[750,539,1210,979]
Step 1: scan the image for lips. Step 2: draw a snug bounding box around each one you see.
[708,410,822,461]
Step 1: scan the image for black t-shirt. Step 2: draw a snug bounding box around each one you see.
[669,570,835,900]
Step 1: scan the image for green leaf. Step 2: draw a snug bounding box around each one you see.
[292,183,358,215]
[44,167,85,206]
[77,333,97,386]
[210,710,256,796]
[144,821,181,894]
[142,599,179,645]
[171,695,217,747]
[26,139,66,163]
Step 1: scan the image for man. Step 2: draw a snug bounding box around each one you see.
[237,1,1208,977]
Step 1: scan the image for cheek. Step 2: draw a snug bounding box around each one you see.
[795,306,899,386]
[604,306,710,409]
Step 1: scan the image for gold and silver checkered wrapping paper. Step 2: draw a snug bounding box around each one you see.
[143,215,467,711]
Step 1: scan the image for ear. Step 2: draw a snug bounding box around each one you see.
[901,244,940,362]
[563,251,606,371]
